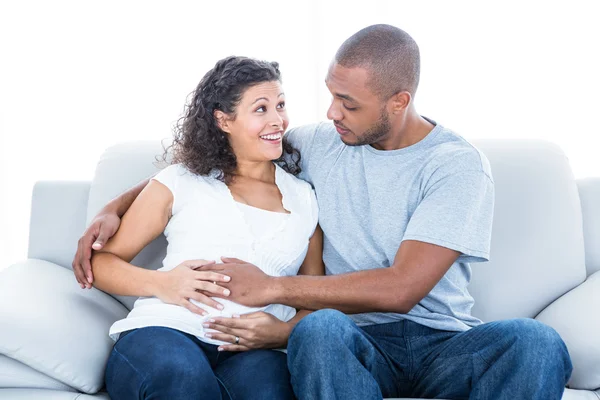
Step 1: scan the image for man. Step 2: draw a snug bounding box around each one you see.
[74,25,572,399]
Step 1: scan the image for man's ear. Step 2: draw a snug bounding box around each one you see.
[390,91,411,114]
[214,110,230,133]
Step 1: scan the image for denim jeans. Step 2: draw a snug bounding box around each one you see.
[287,309,572,400]
[105,326,294,400]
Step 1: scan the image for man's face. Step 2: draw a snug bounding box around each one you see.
[325,63,391,146]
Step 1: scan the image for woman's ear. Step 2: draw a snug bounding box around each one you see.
[214,110,230,133]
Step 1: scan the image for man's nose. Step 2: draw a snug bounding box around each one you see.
[327,102,342,121]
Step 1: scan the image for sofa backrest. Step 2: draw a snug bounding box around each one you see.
[87,141,168,309]
[470,139,586,321]
[88,138,588,316]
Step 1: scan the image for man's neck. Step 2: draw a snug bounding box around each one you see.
[372,107,435,151]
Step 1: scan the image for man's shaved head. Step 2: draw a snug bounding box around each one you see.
[335,24,420,100]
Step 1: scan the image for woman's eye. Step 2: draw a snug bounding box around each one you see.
[256,106,266,112]
[277,101,286,109]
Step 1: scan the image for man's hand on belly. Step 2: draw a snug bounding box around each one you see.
[200,257,275,307]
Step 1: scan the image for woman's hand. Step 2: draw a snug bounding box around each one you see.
[154,260,232,316]
[203,311,293,351]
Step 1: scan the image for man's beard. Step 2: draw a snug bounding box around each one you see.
[344,110,391,147]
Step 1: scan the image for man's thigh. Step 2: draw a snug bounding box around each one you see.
[288,310,411,398]
[409,318,570,400]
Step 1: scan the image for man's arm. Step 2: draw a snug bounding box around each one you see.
[210,239,459,314]
[110,177,152,218]
[272,240,459,313]
[73,177,151,288]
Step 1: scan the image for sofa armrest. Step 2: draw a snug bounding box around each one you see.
[577,178,600,277]
[28,181,91,269]
[0,260,129,393]
[536,270,600,390]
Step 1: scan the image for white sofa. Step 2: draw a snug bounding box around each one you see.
[1,139,599,400]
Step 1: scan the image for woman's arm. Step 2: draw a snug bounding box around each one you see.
[73,177,151,288]
[91,179,171,295]
[285,224,325,327]
[91,180,230,314]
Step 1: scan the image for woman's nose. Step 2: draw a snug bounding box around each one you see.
[270,111,284,128]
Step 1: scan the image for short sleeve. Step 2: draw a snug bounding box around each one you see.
[402,170,495,263]
[151,164,185,214]
[308,186,319,237]
[285,124,319,154]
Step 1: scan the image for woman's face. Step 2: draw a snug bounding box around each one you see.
[220,80,289,163]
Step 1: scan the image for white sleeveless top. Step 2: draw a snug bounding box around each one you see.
[109,163,319,345]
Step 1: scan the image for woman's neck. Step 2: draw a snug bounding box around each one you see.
[233,160,275,183]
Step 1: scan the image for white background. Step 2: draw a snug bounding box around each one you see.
[1,0,599,268]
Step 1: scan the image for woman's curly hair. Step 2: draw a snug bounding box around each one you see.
[163,56,301,184]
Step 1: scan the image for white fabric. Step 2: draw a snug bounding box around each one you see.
[536,270,600,390]
[109,163,318,345]
[237,201,290,238]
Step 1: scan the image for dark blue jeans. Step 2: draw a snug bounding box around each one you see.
[105,326,294,400]
[287,309,572,400]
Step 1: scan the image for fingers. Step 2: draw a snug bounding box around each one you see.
[181,298,210,316]
[238,312,264,319]
[204,326,244,340]
[196,263,226,272]
[205,332,253,352]
[92,224,108,250]
[191,259,216,267]
[73,232,95,289]
[72,239,86,289]
[221,257,245,264]
[217,345,250,352]
[192,280,230,297]
[183,259,216,269]
[187,291,225,311]
[81,233,95,287]
[194,271,231,283]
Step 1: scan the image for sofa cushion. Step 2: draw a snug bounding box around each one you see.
[0,260,129,394]
[536,270,600,390]
[577,178,600,277]
[469,140,587,321]
[0,355,74,392]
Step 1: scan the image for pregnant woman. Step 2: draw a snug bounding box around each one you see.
[91,56,323,399]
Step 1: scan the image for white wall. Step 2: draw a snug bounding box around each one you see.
[1,0,599,268]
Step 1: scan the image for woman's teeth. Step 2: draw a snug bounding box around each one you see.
[260,133,282,141]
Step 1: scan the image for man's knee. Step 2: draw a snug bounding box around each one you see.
[500,319,571,369]
[288,309,354,353]
[291,309,352,338]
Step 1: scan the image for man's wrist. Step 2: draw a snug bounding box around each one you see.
[102,199,122,217]
[269,276,286,304]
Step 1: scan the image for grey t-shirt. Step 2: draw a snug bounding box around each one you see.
[286,120,494,332]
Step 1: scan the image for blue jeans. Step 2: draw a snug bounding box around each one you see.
[287,309,572,400]
[105,326,294,400]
